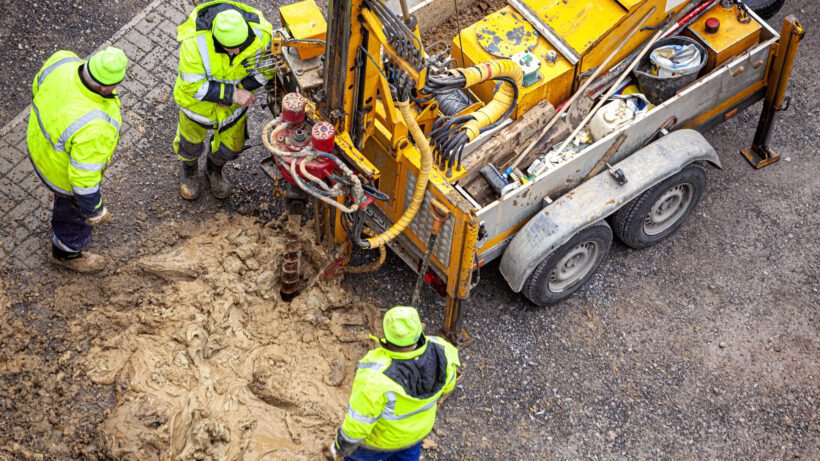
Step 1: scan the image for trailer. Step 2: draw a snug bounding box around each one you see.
[259,0,803,344]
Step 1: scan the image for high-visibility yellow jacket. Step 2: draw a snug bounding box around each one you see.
[27,50,121,217]
[335,336,460,455]
[173,1,274,129]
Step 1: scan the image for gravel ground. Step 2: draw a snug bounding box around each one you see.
[0,0,153,124]
[358,1,820,458]
[1,0,817,459]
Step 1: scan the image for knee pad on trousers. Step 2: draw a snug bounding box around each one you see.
[208,143,240,166]
[178,135,205,161]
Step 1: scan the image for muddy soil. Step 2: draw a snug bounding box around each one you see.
[1,215,382,460]
[1,0,818,460]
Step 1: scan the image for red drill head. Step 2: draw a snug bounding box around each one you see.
[281,93,306,124]
[311,121,336,153]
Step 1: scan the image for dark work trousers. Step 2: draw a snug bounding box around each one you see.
[344,443,422,461]
[51,194,92,254]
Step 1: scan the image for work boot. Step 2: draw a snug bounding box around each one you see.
[179,160,201,200]
[50,245,106,273]
[206,157,231,199]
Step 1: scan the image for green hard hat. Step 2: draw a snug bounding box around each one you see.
[383,306,423,347]
[213,9,248,47]
[88,46,128,85]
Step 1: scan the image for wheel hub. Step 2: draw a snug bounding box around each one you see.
[548,241,600,292]
[644,183,694,236]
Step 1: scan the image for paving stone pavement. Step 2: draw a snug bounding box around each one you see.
[0,0,189,269]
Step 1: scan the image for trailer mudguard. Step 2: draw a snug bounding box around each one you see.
[500,129,721,293]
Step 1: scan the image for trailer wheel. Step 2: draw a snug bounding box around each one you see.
[745,0,786,19]
[611,163,706,249]
[524,221,612,307]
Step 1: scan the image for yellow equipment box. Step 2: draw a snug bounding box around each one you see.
[684,3,761,72]
[456,0,691,111]
[452,7,574,118]
[279,0,327,60]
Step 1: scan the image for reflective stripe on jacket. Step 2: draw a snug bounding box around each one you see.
[173,1,274,128]
[337,336,460,453]
[26,50,121,215]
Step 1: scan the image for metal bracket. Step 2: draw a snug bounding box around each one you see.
[608,167,628,185]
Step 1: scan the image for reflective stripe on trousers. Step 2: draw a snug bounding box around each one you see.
[51,194,93,252]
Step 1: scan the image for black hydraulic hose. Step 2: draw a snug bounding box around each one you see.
[455,140,467,171]
[430,115,473,167]
[429,115,452,135]
[436,89,472,116]
[363,184,390,201]
[422,72,467,95]
[411,92,434,104]
[441,131,467,171]
[365,0,423,63]
[429,115,472,141]
[446,132,468,173]
[351,210,367,248]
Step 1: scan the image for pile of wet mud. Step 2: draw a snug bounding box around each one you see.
[81,214,379,459]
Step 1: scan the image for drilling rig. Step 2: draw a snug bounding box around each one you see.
[256,0,802,344]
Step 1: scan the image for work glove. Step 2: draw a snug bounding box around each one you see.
[85,207,111,226]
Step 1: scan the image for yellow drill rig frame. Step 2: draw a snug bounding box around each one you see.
[258,0,802,345]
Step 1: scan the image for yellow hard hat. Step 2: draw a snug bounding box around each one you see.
[213,9,249,48]
[88,46,128,85]
[383,306,423,347]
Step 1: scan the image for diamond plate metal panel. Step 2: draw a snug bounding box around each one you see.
[404,172,454,266]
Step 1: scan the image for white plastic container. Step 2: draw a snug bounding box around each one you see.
[589,99,632,141]
[589,94,652,141]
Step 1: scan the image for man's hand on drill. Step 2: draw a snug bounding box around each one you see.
[233,88,256,106]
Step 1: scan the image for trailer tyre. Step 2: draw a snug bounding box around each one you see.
[524,221,612,307]
[745,0,786,20]
[611,163,706,249]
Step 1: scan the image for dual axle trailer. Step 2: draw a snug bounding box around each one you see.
[260,0,803,344]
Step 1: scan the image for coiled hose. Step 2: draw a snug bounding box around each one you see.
[361,98,433,249]
[456,60,523,140]
[261,118,365,213]
[421,59,523,172]
[436,89,472,116]
[344,227,387,273]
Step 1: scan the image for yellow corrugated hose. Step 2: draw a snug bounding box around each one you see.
[457,60,523,140]
[363,99,433,249]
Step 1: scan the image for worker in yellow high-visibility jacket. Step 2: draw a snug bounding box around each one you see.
[27,47,127,273]
[173,1,274,200]
[329,306,460,461]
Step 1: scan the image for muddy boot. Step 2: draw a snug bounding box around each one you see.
[206,157,231,199]
[50,245,106,273]
[179,160,200,200]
